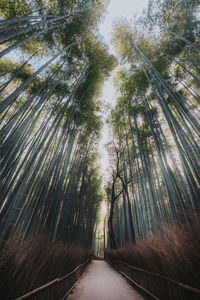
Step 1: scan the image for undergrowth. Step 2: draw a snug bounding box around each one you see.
[0,236,93,299]
[105,219,200,299]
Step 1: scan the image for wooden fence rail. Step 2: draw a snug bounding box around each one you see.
[115,261,200,295]
[15,259,90,300]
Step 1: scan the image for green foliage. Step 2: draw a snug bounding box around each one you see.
[0,0,114,249]
[0,58,43,94]
[107,0,200,247]
[0,0,31,18]
[19,38,46,55]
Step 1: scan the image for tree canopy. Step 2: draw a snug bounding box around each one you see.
[106,0,200,248]
[0,0,116,247]
[0,0,199,253]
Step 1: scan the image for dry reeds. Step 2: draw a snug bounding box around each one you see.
[0,236,93,299]
[104,221,200,299]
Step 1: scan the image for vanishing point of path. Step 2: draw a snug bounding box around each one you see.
[68,260,143,300]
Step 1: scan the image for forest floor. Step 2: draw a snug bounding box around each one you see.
[67,260,143,300]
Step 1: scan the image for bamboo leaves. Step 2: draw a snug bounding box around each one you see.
[108,0,200,246]
[0,0,113,248]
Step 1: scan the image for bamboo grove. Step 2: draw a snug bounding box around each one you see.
[0,0,116,247]
[0,0,200,255]
[106,0,200,249]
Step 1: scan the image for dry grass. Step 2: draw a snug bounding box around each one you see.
[0,236,93,299]
[104,220,200,299]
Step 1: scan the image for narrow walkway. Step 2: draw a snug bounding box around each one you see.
[68,260,143,300]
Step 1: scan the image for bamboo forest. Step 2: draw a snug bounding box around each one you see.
[0,0,199,299]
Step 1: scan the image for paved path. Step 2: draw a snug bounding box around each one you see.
[68,260,143,300]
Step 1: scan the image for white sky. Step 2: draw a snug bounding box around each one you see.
[99,0,149,48]
[98,0,149,181]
